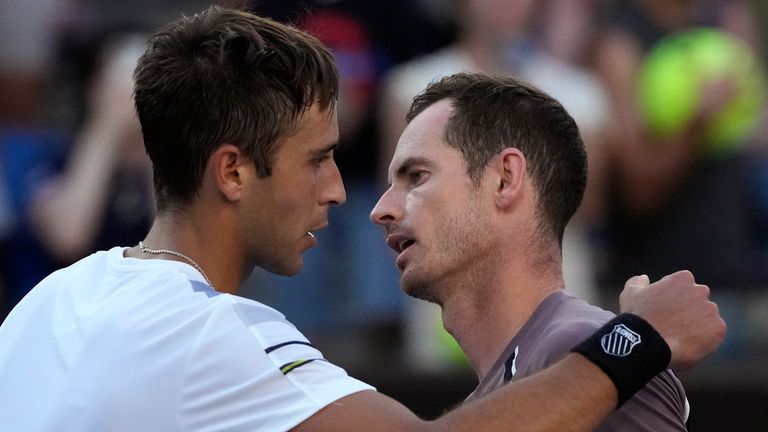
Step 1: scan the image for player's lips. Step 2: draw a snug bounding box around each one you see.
[305,222,328,246]
[309,222,328,233]
[386,233,416,254]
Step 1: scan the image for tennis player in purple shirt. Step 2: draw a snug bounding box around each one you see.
[465,291,688,430]
[372,72,695,430]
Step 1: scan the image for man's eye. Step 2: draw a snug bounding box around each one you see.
[409,171,425,183]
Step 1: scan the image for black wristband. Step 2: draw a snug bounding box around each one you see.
[571,313,671,407]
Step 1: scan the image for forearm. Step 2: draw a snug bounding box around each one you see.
[296,354,617,432]
[434,354,616,432]
[30,122,119,260]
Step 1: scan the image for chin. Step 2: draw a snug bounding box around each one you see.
[261,256,303,277]
[401,272,442,305]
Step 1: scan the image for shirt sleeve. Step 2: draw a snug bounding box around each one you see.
[532,318,688,432]
[178,299,374,432]
[596,371,688,432]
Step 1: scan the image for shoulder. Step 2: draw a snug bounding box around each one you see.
[182,293,311,381]
[17,249,114,301]
[180,295,373,431]
[530,294,687,431]
[539,293,612,348]
[199,293,299,351]
[524,294,614,370]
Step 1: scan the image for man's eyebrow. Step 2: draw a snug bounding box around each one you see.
[314,141,340,156]
[388,156,431,184]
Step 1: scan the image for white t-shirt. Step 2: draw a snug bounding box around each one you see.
[0,247,373,431]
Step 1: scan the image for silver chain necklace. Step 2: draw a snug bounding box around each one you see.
[138,241,214,289]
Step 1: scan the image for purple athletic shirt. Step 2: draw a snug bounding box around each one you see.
[465,291,689,431]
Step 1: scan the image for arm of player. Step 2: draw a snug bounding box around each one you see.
[294,271,725,431]
[293,354,615,432]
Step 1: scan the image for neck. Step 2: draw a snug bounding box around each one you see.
[139,240,214,288]
[441,246,563,381]
[134,205,247,294]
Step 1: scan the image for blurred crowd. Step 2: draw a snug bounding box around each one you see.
[1,0,768,376]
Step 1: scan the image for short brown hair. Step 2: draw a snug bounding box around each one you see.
[407,73,587,244]
[134,6,338,211]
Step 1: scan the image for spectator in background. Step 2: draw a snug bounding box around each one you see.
[0,124,68,315]
[0,0,172,317]
[29,34,153,265]
[591,0,768,357]
[535,0,605,67]
[0,0,63,318]
[252,0,453,67]
[378,0,611,369]
[0,33,154,316]
[591,0,768,290]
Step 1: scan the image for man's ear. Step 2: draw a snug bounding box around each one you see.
[208,144,249,203]
[494,147,526,210]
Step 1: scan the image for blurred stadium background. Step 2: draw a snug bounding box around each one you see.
[1,0,767,429]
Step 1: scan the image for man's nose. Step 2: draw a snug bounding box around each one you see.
[324,161,346,206]
[370,187,399,226]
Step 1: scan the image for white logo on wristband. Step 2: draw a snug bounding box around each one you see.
[601,324,641,357]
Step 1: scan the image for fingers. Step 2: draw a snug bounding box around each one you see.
[625,274,650,289]
[617,270,727,370]
[619,274,649,311]
[660,269,694,284]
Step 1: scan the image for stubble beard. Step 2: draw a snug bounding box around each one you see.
[248,230,302,278]
[259,249,302,277]
[400,202,491,306]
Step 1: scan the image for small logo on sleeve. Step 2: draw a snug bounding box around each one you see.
[601,324,641,357]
